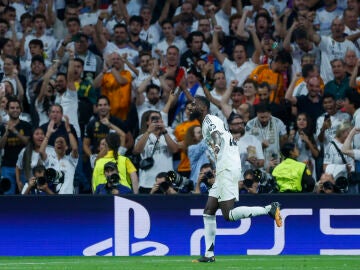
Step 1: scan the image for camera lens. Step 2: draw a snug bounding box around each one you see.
[322,181,334,190]
[243,179,254,188]
[36,177,47,186]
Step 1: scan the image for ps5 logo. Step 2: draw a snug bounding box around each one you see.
[82,197,169,256]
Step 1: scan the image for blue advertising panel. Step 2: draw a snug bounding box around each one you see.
[0,194,359,256]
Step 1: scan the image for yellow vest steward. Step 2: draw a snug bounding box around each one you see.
[272,158,305,192]
[92,153,133,191]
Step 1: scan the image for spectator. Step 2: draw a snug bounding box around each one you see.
[342,126,360,194]
[152,20,187,59]
[249,49,293,104]
[286,75,325,127]
[92,132,139,194]
[309,17,359,84]
[15,127,46,193]
[288,112,320,178]
[323,122,354,186]
[128,15,152,52]
[180,31,207,69]
[0,97,32,194]
[186,125,210,185]
[20,14,57,62]
[245,102,287,169]
[324,59,350,105]
[31,61,58,127]
[314,0,344,36]
[272,142,315,192]
[283,22,320,75]
[83,95,131,166]
[212,25,257,87]
[228,113,264,172]
[133,110,178,194]
[94,52,132,121]
[40,116,78,194]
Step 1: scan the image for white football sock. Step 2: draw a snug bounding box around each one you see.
[203,214,216,258]
[229,206,268,221]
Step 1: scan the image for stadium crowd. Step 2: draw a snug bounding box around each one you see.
[0,0,360,195]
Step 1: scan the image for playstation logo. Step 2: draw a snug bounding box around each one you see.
[83,197,169,256]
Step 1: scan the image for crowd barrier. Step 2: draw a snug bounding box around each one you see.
[0,194,359,256]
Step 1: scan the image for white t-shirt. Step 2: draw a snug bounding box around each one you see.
[222,58,257,87]
[24,34,58,62]
[316,111,351,149]
[318,36,359,83]
[324,139,354,171]
[152,37,187,58]
[103,42,139,65]
[135,131,176,188]
[140,22,162,46]
[55,89,80,138]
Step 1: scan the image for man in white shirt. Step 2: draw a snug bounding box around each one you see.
[211,25,257,87]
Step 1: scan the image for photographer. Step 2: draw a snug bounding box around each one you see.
[22,165,55,195]
[240,169,277,194]
[94,162,132,195]
[240,169,260,194]
[150,172,178,195]
[314,173,338,194]
[272,143,315,193]
[194,163,215,194]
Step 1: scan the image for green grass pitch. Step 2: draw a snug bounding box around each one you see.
[0,256,359,270]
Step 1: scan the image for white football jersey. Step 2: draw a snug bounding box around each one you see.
[202,114,241,172]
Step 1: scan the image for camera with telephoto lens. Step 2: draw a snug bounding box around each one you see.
[253,169,278,193]
[35,176,48,186]
[201,170,215,188]
[45,168,65,184]
[106,173,121,190]
[159,171,193,193]
[335,176,348,193]
[0,177,11,195]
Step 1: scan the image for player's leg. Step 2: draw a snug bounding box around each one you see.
[192,189,219,263]
[203,196,218,259]
[220,200,282,227]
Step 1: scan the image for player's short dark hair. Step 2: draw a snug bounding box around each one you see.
[194,95,210,111]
